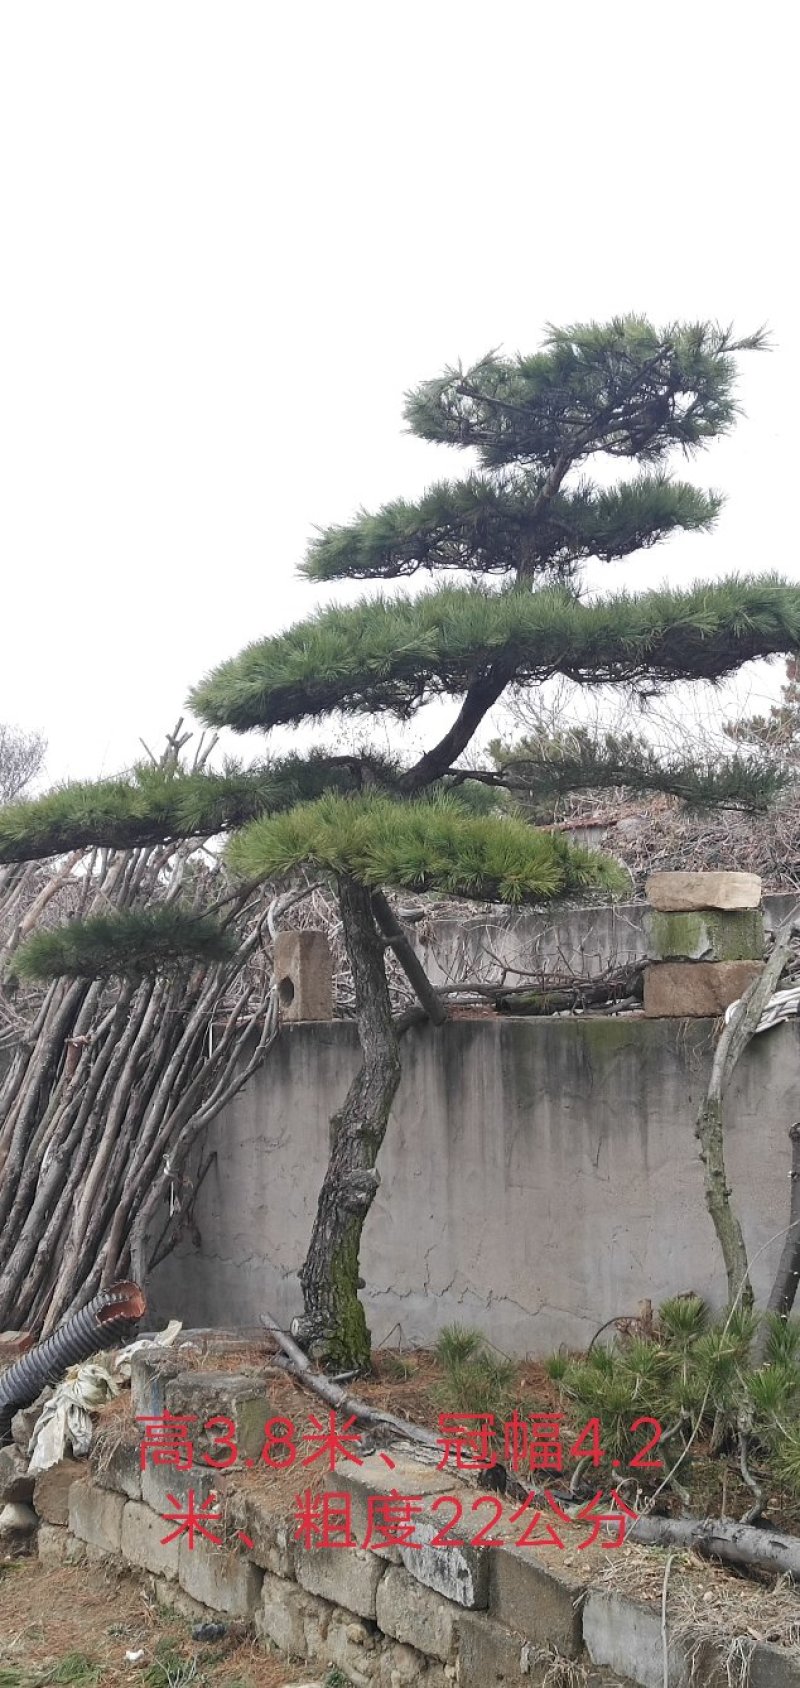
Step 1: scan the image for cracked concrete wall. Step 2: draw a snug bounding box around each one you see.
[149,1014,800,1355]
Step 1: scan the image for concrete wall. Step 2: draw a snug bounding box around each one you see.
[151,1013,800,1356]
[410,891,799,984]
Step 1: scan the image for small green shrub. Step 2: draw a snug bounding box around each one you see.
[548,1300,800,1514]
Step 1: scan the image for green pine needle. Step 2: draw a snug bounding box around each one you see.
[16,908,237,982]
[226,792,628,904]
[189,576,800,734]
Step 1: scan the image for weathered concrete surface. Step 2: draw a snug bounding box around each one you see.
[409,891,796,986]
[150,1010,800,1357]
[488,1543,584,1655]
[295,1542,384,1618]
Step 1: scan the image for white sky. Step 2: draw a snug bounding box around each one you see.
[1,1,796,787]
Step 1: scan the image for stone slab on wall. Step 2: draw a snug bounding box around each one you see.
[150,1014,800,1356]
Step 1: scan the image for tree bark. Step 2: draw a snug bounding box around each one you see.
[627,1511,800,1580]
[297,875,402,1369]
[694,910,800,1311]
[747,1121,800,1363]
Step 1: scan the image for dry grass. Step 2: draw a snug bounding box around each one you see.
[0,1561,308,1687]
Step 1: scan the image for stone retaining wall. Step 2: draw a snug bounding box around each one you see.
[6,1352,800,1688]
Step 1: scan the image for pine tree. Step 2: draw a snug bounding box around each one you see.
[4,317,800,1365]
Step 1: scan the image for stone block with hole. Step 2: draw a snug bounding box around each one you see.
[274,929,333,1021]
[643,959,764,1017]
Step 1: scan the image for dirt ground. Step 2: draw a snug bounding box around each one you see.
[0,1557,310,1687]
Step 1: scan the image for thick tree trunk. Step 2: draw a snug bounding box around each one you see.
[297,875,402,1369]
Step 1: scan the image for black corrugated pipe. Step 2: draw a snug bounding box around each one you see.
[0,1281,146,1448]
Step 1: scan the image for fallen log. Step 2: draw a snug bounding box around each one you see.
[627,1512,800,1580]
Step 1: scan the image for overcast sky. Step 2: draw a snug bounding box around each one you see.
[1,2,796,787]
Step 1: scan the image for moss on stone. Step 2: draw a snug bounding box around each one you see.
[646,908,764,963]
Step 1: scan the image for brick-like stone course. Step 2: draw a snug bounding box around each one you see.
[38,1405,800,1688]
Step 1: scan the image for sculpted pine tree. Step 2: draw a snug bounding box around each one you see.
[3,318,800,1364]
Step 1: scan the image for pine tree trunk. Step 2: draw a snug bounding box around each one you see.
[297,875,401,1369]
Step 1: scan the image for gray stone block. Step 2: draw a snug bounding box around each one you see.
[121,1499,180,1581]
[224,1486,294,1577]
[487,1545,584,1657]
[583,1590,691,1687]
[164,1369,268,1463]
[295,1542,385,1618]
[645,908,764,962]
[37,1523,87,1568]
[274,929,333,1022]
[11,1393,51,1455]
[397,1506,489,1610]
[141,1450,228,1519]
[256,1568,332,1659]
[130,1351,182,1421]
[456,1609,532,1686]
[68,1479,125,1555]
[178,1533,262,1617]
[376,1563,459,1663]
[643,959,764,1018]
[323,1452,454,1566]
[750,1643,800,1688]
[90,1431,142,1501]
